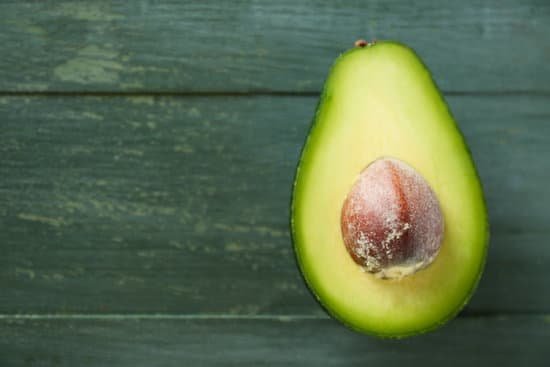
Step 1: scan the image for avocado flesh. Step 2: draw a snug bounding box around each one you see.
[291,41,488,337]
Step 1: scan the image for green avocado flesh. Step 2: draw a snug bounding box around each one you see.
[291,41,488,337]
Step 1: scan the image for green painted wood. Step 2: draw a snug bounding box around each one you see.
[0,1,549,92]
[1,316,549,366]
[1,95,549,314]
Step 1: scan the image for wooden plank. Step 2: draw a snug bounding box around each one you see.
[0,1,549,92]
[1,95,549,314]
[1,316,549,366]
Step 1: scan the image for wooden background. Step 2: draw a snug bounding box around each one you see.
[1,1,549,365]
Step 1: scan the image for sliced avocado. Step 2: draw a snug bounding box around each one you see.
[291,40,489,337]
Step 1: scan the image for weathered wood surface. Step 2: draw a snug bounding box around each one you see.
[1,95,549,314]
[0,1,549,93]
[1,0,550,364]
[2,316,549,366]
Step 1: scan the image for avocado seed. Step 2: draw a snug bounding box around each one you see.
[340,157,444,279]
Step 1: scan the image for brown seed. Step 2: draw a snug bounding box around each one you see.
[340,158,444,279]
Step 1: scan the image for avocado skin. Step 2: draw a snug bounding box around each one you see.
[289,41,489,338]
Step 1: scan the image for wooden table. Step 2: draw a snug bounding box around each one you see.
[1,1,549,365]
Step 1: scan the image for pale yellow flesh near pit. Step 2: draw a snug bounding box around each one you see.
[292,42,488,336]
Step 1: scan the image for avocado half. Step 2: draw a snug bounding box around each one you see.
[291,40,489,338]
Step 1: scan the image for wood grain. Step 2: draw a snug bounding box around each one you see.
[2,316,549,366]
[0,1,548,93]
[1,95,549,314]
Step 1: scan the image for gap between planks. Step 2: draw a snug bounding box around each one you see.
[0,90,549,98]
[0,312,546,321]
[0,314,327,321]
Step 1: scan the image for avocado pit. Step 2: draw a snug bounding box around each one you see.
[340,157,444,279]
